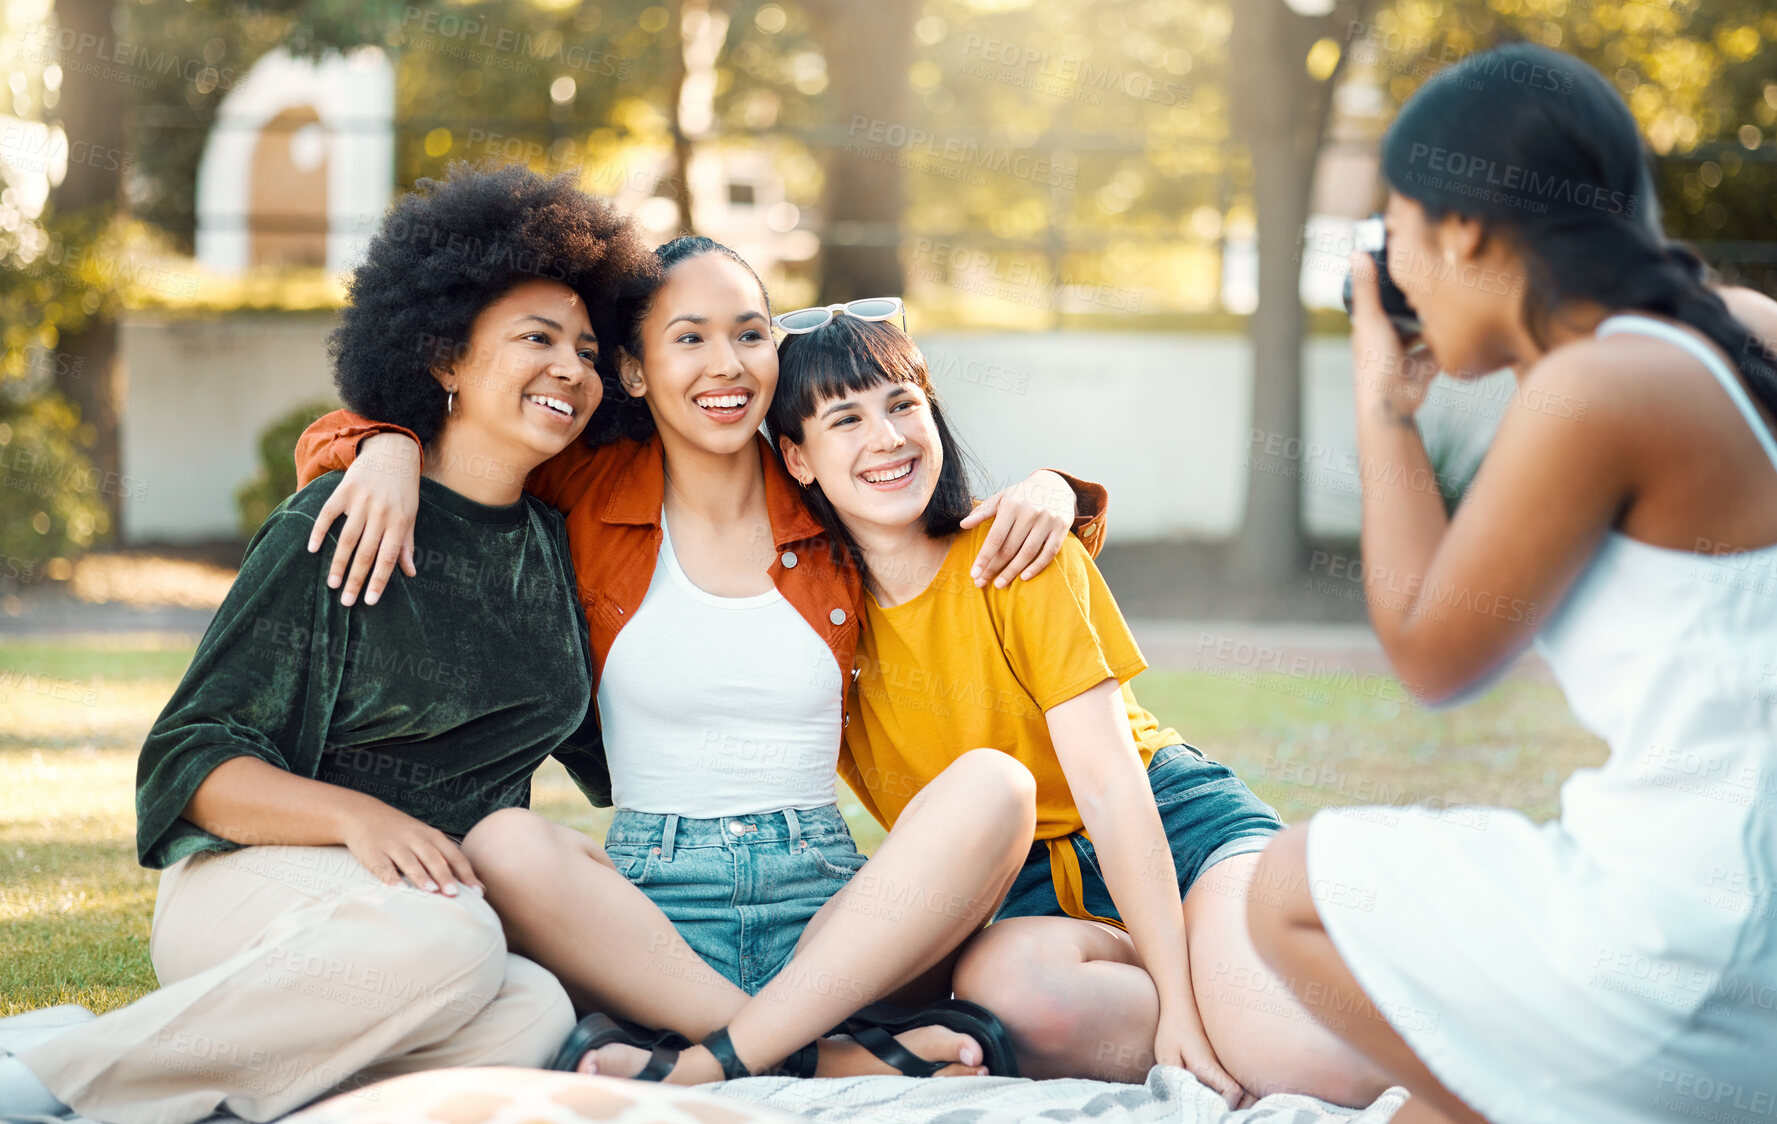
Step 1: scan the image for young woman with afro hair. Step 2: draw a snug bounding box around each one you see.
[0,163,654,1124]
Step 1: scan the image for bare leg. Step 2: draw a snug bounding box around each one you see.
[467,750,1036,1084]
[464,808,743,1033]
[1246,825,1486,1124]
[952,853,1391,1107]
[467,809,976,1080]
[954,915,1160,1081]
[654,749,1038,1084]
[1183,852,1392,1105]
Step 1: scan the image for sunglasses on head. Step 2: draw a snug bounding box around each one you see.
[771,296,906,335]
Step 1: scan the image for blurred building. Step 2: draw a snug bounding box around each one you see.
[194,46,394,275]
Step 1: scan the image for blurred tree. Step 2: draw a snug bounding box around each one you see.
[804,0,916,301]
[1227,0,1371,586]
[45,0,126,535]
[896,0,1230,325]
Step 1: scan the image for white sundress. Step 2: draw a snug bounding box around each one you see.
[1307,314,1777,1123]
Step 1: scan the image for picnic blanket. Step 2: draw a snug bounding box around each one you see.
[4,1009,1407,1124]
[278,1067,1407,1124]
[707,1066,1408,1123]
[9,1067,1410,1124]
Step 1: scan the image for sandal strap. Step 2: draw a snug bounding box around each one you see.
[699,1029,819,1079]
[780,1042,819,1079]
[701,1027,753,1081]
[847,1024,945,1078]
[636,1042,682,1082]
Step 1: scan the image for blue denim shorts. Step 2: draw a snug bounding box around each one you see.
[994,744,1283,926]
[603,803,867,995]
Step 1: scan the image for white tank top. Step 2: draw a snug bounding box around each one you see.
[597,518,844,817]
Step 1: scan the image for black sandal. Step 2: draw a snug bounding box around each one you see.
[547,1012,690,1079]
[836,999,1020,1078]
[700,1026,820,1080]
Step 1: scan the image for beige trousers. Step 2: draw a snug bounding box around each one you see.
[18,845,575,1124]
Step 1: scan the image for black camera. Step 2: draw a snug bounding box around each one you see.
[1342,215,1422,339]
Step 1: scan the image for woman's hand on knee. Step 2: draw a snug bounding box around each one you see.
[339,799,481,895]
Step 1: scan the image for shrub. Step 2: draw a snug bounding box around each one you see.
[0,392,113,576]
[235,400,340,537]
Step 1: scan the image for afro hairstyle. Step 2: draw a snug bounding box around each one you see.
[328,161,657,447]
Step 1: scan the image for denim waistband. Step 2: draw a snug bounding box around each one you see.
[605,804,851,860]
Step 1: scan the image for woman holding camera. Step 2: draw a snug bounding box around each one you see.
[1247,43,1777,1124]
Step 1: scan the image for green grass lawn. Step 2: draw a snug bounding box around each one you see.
[1,635,1606,1017]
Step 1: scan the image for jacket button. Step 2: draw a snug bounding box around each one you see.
[829,608,846,625]
[781,551,798,569]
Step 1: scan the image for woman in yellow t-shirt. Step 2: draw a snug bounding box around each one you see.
[765,311,1390,1110]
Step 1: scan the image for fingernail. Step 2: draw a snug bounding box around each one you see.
[341,593,354,606]
[442,883,457,896]
[365,590,378,605]
[422,881,438,893]
[328,574,340,588]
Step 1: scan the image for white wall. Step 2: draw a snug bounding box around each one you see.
[118,313,1506,545]
[119,311,339,543]
[922,331,1366,539]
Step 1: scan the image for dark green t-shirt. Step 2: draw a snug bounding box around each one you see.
[136,472,601,869]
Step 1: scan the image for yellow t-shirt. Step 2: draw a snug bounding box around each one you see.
[839,522,1182,923]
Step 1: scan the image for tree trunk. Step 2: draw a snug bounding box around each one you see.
[1226,0,1365,586]
[50,0,126,540]
[666,0,699,234]
[807,1,915,302]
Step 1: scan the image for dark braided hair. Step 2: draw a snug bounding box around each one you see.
[1383,42,1777,424]
[582,235,772,445]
